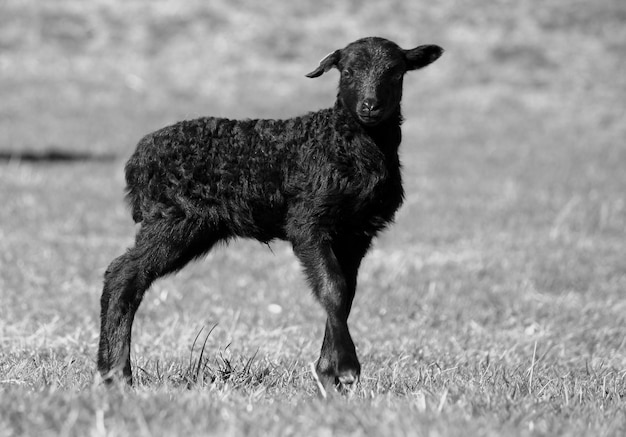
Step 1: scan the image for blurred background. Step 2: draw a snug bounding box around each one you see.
[1,0,625,381]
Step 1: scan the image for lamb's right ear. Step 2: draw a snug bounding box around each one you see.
[306,50,341,78]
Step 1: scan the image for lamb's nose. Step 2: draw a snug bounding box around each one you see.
[361,98,380,114]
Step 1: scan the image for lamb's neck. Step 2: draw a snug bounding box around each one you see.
[332,102,403,152]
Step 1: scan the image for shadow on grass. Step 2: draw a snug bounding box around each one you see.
[0,148,117,163]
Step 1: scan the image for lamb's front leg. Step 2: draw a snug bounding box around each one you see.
[293,238,363,393]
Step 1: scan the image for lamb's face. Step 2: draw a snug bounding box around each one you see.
[337,39,407,126]
[306,37,443,127]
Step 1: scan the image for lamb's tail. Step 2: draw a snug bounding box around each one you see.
[125,187,143,223]
[124,154,144,223]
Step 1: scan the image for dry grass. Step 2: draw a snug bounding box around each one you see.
[1,0,626,436]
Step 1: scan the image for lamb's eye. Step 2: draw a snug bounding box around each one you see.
[393,72,403,81]
[342,69,353,79]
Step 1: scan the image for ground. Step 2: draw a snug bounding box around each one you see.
[1,0,625,436]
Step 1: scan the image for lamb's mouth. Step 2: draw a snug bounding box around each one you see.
[358,114,384,126]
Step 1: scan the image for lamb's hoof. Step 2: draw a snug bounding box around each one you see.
[338,373,357,386]
[311,362,360,398]
[96,364,133,388]
[337,370,359,395]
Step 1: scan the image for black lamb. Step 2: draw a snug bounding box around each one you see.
[98,36,443,393]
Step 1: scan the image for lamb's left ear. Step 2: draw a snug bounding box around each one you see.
[404,45,444,71]
[306,50,341,78]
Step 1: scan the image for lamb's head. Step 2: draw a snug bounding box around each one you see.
[307,37,443,126]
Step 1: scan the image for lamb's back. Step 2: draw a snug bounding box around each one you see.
[124,111,334,226]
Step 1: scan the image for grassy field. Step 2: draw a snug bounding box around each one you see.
[1,0,625,435]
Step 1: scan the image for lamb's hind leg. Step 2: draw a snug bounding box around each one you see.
[98,218,216,385]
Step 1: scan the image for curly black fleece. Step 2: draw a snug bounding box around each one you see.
[125,102,404,243]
